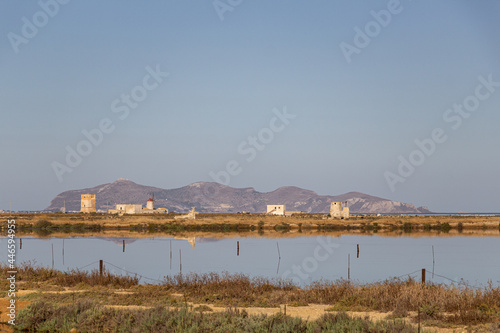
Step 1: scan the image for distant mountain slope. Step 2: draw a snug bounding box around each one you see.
[46,179,431,214]
[47,178,163,213]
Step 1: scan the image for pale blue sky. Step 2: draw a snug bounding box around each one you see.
[1,0,499,212]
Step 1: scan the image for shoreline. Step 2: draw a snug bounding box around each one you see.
[2,213,499,236]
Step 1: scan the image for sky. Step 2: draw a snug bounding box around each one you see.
[1,0,499,212]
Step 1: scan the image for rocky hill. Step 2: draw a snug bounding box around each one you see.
[46,178,431,214]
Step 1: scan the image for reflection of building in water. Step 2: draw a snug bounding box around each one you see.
[174,237,196,249]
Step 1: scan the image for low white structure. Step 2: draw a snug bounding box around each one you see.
[108,197,168,215]
[114,204,143,214]
[267,205,286,215]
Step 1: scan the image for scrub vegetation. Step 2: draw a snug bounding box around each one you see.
[2,263,500,332]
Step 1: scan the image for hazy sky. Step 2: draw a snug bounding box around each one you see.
[1,1,499,212]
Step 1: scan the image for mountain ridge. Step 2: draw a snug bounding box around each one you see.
[46,179,431,214]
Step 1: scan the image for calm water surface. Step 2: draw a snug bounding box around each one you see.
[2,234,499,287]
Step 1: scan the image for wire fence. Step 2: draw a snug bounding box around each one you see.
[77,260,100,270]
[74,260,163,284]
[12,238,495,289]
[72,259,487,289]
[103,260,163,284]
[379,267,478,289]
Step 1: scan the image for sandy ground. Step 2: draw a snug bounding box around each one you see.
[0,298,29,333]
[107,301,473,333]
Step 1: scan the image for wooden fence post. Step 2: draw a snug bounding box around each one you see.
[348,254,350,280]
[179,249,182,273]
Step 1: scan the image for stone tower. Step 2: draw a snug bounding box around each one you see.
[330,202,342,218]
[330,201,350,219]
[342,206,350,219]
[80,194,96,213]
[146,198,154,210]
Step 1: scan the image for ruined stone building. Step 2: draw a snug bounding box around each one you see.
[174,207,197,220]
[330,201,349,219]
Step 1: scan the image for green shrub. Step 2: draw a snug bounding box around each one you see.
[16,300,422,333]
[34,220,53,229]
[440,222,452,233]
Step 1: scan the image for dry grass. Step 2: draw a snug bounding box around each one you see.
[161,272,500,325]
[5,264,500,328]
[0,262,138,290]
[163,272,296,307]
[303,279,500,325]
